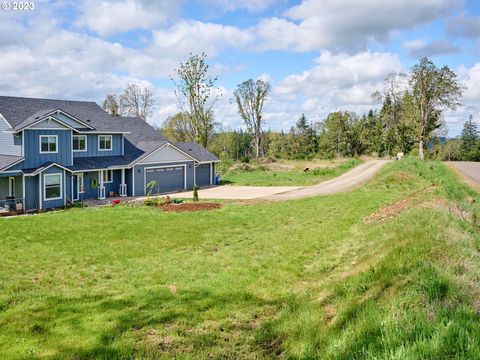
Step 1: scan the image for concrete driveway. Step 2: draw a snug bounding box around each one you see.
[170,185,302,200]
[170,160,390,201]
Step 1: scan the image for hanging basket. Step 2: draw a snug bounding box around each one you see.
[90,177,99,189]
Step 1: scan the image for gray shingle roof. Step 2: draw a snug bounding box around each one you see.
[0,96,123,132]
[0,96,218,167]
[175,142,219,162]
[0,155,23,171]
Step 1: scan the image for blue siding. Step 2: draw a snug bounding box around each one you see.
[81,171,98,200]
[23,129,72,168]
[125,169,133,196]
[104,170,121,197]
[25,176,39,211]
[75,170,122,200]
[41,165,66,210]
[133,161,195,196]
[73,134,123,158]
[65,173,72,204]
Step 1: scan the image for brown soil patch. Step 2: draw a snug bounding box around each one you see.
[424,197,471,222]
[365,185,473,225]
[364,186,436,224]
[160,202,222,212]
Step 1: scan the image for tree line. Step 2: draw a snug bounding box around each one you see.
[103,55,468,161]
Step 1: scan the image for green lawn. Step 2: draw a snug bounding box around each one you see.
[1,159,480,359]
[220,158,362,186]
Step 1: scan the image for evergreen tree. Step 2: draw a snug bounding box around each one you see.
[460,116,480,160]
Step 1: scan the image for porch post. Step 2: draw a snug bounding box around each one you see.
[120,168,127,197]
[22,175,25,211]
[98,170,105,200]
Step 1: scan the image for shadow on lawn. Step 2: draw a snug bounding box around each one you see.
[40,288,285,359]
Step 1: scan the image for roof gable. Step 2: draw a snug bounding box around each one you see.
[137,143,194,164]
[29,116,71,130]
[0,96,112,131]
[174,142,219,162]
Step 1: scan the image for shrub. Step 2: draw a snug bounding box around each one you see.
[69,201,88,209]
[144,198,164,207]
[193,185,199,202]
[240,156,250,163]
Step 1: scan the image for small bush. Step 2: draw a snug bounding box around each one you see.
[144,198,165,207]
[193,185,199,202]
[69,201,88,209]
[240,156,250,163]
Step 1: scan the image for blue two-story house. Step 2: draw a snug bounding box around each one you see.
[0,96,219,212]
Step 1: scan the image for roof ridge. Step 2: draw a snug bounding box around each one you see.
[0,95,96,104]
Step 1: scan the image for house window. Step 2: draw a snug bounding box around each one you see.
[8,177,15,197]
[98,135,112,151]
[44,173,62,200]
[103,170,113,183]
[40,135,58,153]
[73,135,87,151]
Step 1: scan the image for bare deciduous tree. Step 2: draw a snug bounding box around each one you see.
[372,72,406,130]
[233,79,271,158]
[102,84,155,121]
[119,84,155,121]
[171,53,219,148]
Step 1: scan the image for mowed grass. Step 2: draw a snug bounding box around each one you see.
[1,159,480,359]
[220,158,362,186]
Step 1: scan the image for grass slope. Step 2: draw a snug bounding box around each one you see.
[1,159,480,359]
[220,158,362,186]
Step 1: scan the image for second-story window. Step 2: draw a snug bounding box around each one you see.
[73,135,87,152]
[98,135,112,151]
[40,135,58,154]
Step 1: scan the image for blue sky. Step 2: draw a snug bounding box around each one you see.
[1,0,480,135]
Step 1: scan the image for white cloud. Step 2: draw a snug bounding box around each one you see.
[445,63,480,135]
[447,13,480,39]
[198,0,278,13]
[256,0,459,51]
[402,39,460,58]
[149,20,253,58]
[76,0,181,36]
[262,51,404,127]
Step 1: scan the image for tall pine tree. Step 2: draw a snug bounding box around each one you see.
[460,115,479,160]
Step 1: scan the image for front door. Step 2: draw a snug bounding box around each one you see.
[72,173,84,201]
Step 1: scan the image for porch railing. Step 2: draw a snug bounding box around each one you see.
[0,198,24,213]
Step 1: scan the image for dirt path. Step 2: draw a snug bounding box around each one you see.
[262,160,391,201]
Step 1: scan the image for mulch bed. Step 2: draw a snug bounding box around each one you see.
[159,202,222,212]
[0,210,24,217]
